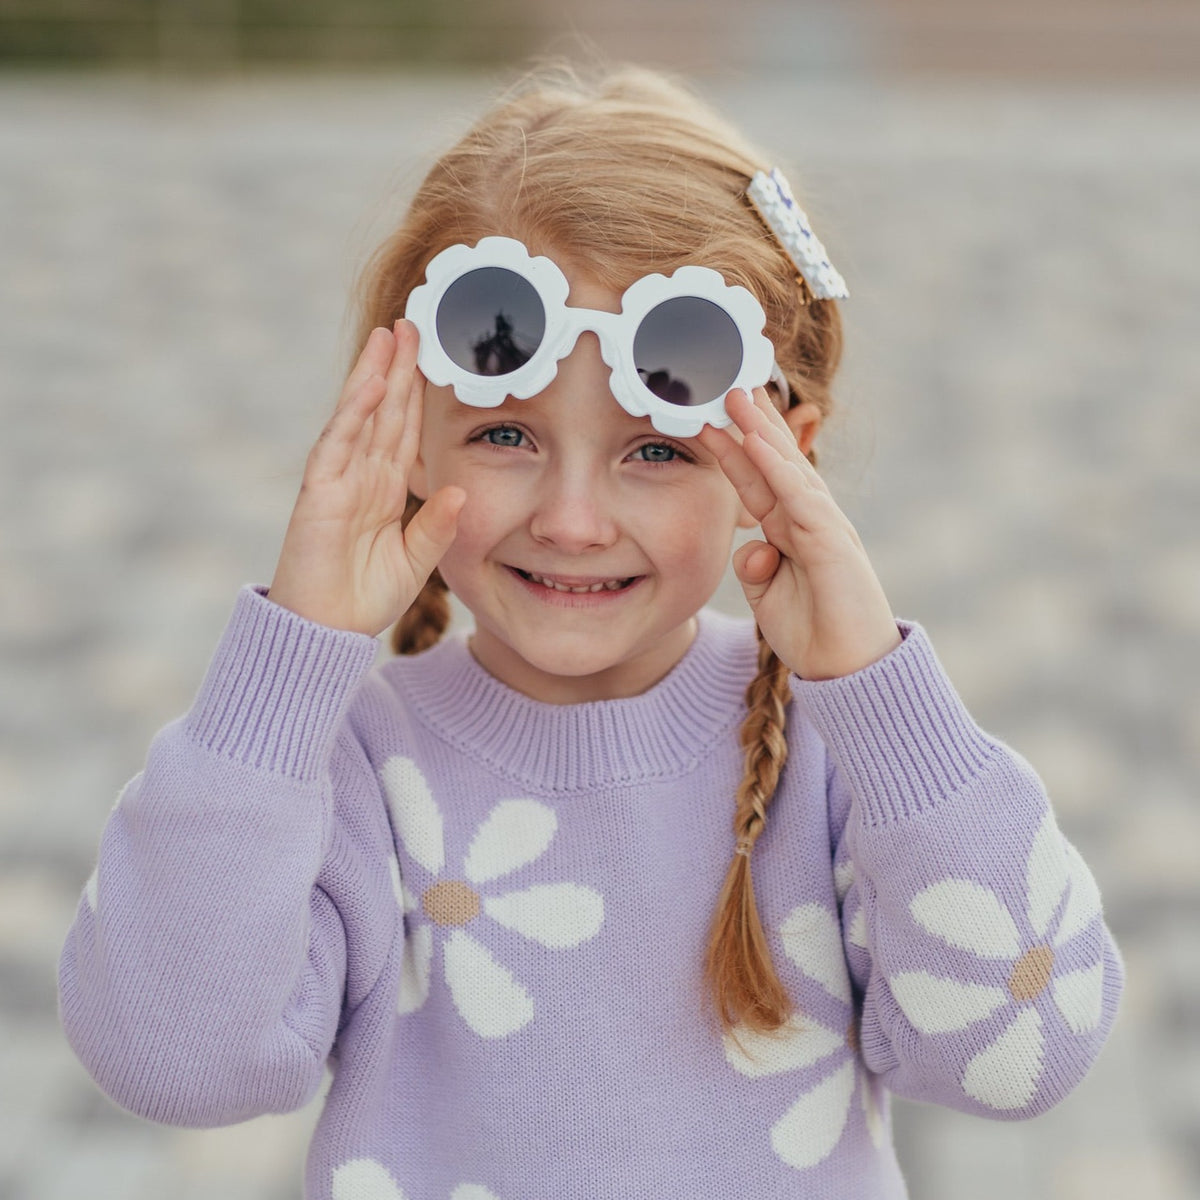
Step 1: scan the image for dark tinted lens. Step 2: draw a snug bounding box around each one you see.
[435,267,546,376]
[633,296,743,407]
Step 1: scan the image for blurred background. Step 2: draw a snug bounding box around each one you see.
[2,1,1198,1197]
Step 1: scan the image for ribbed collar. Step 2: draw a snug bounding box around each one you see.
[385,607,759,793]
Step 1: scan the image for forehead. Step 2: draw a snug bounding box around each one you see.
[563,269,624,313]
[437,385,656,428]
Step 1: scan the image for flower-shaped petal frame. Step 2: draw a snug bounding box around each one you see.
[404,235,777,438]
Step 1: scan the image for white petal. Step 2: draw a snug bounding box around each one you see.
[331,1157,407,1200]
[1025,811,1070,939]
[388,856,401,906]
[463,799,557,885]
[380,756,444,875]
[779,903,851,1003]
[889,971,1009,1034]
[910,879,1021,960]
[834,858,856,904]
[847,906,868,950]
[397,923,433,1015]
[387,857,420,915]
[451,1187,501,1200]
[483,882,604,948]
[961,1009,1044,1110]
[1052,960,1105,1034]
[1052,840,1104,948]
[84,867,98,913]
[860,1067,887,1149]
[444,929,534,1038]
[770,1060,856,1169]
[723,1014,845,1078]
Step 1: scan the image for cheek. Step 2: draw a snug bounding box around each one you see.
[436,485,522,570]
[641,500,737,566]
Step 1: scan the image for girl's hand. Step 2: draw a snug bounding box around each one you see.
[266,319,467,637]
[696,386,901,681]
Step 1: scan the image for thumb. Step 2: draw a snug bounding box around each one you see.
[402,485,467,579]
[733,539,780,603]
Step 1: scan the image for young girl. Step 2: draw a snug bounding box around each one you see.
[59,61,1124,1200]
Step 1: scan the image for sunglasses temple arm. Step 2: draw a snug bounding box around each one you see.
[768,360,790,404]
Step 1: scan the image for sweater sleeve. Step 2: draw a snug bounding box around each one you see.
[789,620,1125,1119]
[57,585,383,1128]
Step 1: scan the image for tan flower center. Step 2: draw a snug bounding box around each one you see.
[422,880,480,926]
[1008,945,1054,1002]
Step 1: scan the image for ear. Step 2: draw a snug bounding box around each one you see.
[733,399,824,530]
[785,400,823,458]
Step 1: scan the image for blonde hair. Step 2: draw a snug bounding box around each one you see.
[349,58,844,1040]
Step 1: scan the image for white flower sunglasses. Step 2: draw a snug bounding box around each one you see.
[403,236,788,439]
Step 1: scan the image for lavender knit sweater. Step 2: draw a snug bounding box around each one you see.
[59,584,1124,1199]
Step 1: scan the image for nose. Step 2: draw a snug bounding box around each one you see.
[528,465,621,553]
[526,332,625,553]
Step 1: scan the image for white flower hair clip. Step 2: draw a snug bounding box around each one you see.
[745,167,849,301]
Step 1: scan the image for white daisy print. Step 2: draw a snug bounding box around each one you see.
[886,810,1106,1110]
[379,755,604,1039]
[723,902,887,1170]
[332,1157,500,1200]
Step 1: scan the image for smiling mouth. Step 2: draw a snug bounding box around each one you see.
[510,567,641,593]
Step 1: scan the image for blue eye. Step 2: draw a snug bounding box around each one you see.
[472,425,694,467]
[637,442,684,465]
[478,426,525,449]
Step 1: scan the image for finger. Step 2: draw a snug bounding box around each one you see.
[730,387,803,455]
[352,404,376,465]
[402,483,468,583]
[732,387,828,490]
[698,420,780,525]
[755,383,793,428]
[736,539,781,583]
[335,326,396,414]
[367,318,419,460]
[393,354,428,473]
[741,430,839,533]
[308,372,387,481]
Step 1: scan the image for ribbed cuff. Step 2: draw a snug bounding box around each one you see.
[789,620,1000,827]
[183,585,381,780]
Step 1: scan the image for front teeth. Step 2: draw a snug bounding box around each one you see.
[526,571,629,593]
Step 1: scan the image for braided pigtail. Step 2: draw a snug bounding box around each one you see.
[388,493,453,657]
[702,624,797,1049]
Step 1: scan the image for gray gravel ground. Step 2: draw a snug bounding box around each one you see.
[1,68,1197,1200]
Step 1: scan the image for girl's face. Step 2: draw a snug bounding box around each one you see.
[406,256,815,705]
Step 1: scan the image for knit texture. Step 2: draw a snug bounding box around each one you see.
[59,584,1124,1199]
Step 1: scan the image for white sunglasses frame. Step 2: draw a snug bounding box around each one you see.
[403,235,786,439]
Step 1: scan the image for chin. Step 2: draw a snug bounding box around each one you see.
[510,637,625,678]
